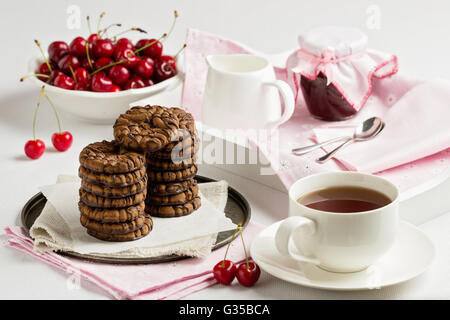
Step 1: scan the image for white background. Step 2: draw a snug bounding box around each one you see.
[1,0,449,299]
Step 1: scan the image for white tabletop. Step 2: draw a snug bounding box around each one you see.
[1,0,450,299]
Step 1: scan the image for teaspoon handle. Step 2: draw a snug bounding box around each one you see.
[316,137,354,163]
[292,136,349,155]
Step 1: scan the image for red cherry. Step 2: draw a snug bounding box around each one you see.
[47,70,64,85]
[24,139,45,159]
[57,55,80,75]
[134,58,154,78]
[136,38,163,59]
[91,72,113,92]
[142,78,154,87]
[236,261,261,287]
[69,36,87,57]
[87,34,98,43]
[52,131,73,151]
[93,39,114,58]
[108,65,130,85]
[114,38,134,54]
[74,81,90,91]
[213,260,237,285]
[114,47,139,68]
[109,84,122,92]
[94,57,113,70]
[159,55,176,69]
[154,58,177,82]
[53,74,75,90]
[123,76,144,90]
[73,68,89,84]
[48,41,69,63]
[80,57,95,71]
[36,62,52,82]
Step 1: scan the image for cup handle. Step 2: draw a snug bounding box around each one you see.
[263,80,295,130]
[275,216,320,265]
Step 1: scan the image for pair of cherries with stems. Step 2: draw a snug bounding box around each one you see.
[213,223,261,287]
[24,86,73,159]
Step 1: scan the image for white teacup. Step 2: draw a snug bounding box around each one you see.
[275,172,399,273]
[202,54,295,130]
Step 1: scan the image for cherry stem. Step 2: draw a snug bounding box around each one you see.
[20,74,50,82]
[134,33,167,54]
[34,40,52,73]
[162,10,178,43]
[112,27,147,41]
[238,225,250,269]
[174,44,187,60]
[96,12,105,37]
[222,224,241,268]
[100,23,122,38]
[32,86,46,140]
[85,42,93,71]
[89,59,126,76]
[44,91,62,134]
[86,16,92,35]
[68,64,77,84]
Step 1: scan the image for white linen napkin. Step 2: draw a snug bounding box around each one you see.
[30,175,235,258]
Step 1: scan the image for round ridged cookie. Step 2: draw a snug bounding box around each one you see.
[79,166,147,187]
[113,105,195,153]
[78,201,144,223]
[148,141,199,160]
[145,196,201,217]
[81,175,147,198]
[79,188,147,208]
[146,165,198,182]
[147,179,196,196]
[87,215,153,242]
[80,213,145,234]
[146,184,199,205]
[79,140,145,174]
[159,131,199,153]
[145,156,196,171]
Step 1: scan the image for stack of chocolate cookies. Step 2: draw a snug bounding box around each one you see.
[78,140,153,242]
[113,105,201,218]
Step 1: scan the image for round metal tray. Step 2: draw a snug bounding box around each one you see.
[21,175,251,264]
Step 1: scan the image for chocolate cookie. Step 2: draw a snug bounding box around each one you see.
[145,155,196,171]
[145,196,201,217]
[159,131,199,153]
[78,201,144,223]
[147,143,199,160]
[146,164,198,182]
[79,166,147,187]
[79,188,147,208]
[79,140,145,174]
[81,175,147,198]
[147,179,196,196]
[87,215,153,242]
[80,213,145,234]
[146,184,199,205]
[113,105,195,153]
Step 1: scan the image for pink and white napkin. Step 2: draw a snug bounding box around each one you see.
[5,222,262,300]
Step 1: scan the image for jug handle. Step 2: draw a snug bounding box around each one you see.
[263,80,295,130]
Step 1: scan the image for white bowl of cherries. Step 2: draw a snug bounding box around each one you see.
[23,12,184,124]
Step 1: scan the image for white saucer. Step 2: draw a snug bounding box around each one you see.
[250,220,435,291]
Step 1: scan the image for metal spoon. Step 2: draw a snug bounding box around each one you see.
[315,117,385,163]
